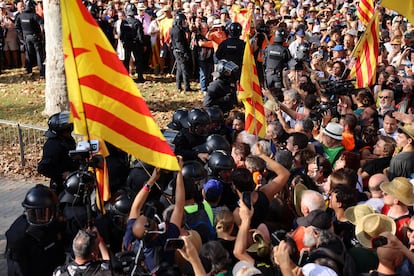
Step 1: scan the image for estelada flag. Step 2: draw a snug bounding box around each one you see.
[357,0,374,26]
[231,5,252,41]
[61,0,179,172]
[349,10,379,89]
[238,35,267,138]
[381,0,414,25]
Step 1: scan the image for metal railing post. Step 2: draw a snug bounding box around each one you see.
[17,124,26,167]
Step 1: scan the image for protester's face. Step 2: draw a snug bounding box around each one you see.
[332,63,342,76]
[379,91,393,109]
[396,132,410,148]
[382,190,395,206]
[232,119,244,132]
[383,116,397,134]
[265,124,276,140]
[303,226,317,247]
[360,108,374,126]
[286,136,295,154]
[407,220,414,247]
[373,139,386,156]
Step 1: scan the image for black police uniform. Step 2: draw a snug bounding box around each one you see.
[204,77,237,113]
[6,215,65,276]
[15,7,44,76]
[37,135,78,195]
[215,37,245,79]
[173,128,207,161]
[263,42,291,89]
[170,24,191,91]
[120,16,145,82]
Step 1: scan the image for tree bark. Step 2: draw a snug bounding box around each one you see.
[43,0,68,116]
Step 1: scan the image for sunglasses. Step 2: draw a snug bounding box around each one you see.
[379,96,390,99]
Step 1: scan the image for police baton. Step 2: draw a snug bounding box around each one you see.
[170,60,177,75]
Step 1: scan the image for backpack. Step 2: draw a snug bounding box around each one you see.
[120,18,141,43]
[184,202,216,243]
[56,261,111,276]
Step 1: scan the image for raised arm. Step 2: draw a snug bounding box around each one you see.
[252,143,290,201]
[170,156,185,228]
[233,200,255,264]
[128,167,161,219]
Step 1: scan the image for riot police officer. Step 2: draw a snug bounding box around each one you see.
[170,13,193,92]
[15,0,44,77]
[207,150,238,211]
[263,28,291,89]
[173,107,211,162]
[6,184,66,276]
[38,111,78,195]
[204,59,239,113]
[216,22,245,80]
[120,3,145,82]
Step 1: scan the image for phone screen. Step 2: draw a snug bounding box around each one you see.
[164,238,184,251]
[242,192,251,210]
[371,236,388,248]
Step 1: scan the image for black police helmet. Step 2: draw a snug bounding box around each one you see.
[24,0,35,12]
[106,189,133,216]
[215,59,239,78]
[125,3,137,16]
[194,134,231,154]
[274,28,287,43]
[174,13,187,26]
[60,171,95,204]
[182,160,207,182]
[46,111,73,138]
[22,184,58,226]
[207,150,235,176]
[229,22,242,38]
[167,108,188,131]
[187,108,211,136]
[206,106,224,123]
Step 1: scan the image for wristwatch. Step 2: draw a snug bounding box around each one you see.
[144,182,152,191]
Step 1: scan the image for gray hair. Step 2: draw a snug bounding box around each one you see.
[72,230,98,259]
[301,190,325,212]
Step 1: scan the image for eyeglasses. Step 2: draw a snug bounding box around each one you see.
[379,96,390,99]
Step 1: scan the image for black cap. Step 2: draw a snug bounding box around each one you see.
[297,210,331,230]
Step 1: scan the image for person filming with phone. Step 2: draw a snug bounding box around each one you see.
[122,157,185,273]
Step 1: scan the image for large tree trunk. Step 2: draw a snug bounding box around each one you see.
[43,0,68,116]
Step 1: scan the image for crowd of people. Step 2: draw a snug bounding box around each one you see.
[5,0,414,275]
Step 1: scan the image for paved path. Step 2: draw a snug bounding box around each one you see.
[0,177,47,275]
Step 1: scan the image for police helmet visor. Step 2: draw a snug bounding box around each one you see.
[194,124,210,136]
[223,61,239,75]
[25,207,54,225]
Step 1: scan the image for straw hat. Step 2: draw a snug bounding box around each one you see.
[398,124,414,140]
[355,213,396,248]
[380,177,414,206]
[294,183,308,217]
[344,204,375,225]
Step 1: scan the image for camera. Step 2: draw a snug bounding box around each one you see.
[270,229,287,246]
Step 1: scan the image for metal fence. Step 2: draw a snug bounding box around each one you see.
[0,119,47,168]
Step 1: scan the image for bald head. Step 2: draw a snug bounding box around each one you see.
[368,174,389,198]
[301,190,326,216]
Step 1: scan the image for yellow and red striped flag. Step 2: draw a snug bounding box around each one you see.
[61,0,180,176]
[381,0,414,25]
[349,10,379,89]
[231,5,251,41]
[238,35,267,138]
[357,0,375,26]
